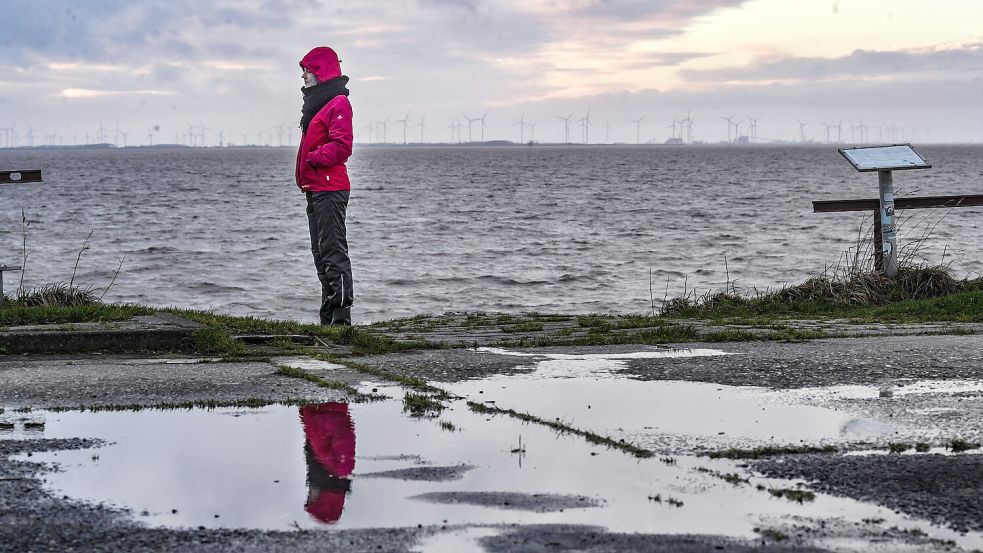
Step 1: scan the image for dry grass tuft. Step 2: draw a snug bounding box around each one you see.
[14,283,98,307]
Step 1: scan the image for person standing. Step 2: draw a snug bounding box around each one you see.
[296,46,355,325]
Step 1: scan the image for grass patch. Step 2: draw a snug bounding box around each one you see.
[403,392,446,417]
[768,488,816,503]
[0,303,152,328]
[172,308,438,355]
[661,265,983,324]
[754,528,788,542]
[706,444,837,460]
[467,401,653,458]
[438,420,458,432]
[888,442,911,454]
[950,438,982,453]
[191,327,247,357]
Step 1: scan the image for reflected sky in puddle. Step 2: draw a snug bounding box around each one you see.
[12,392,983,550]
[8,346,983,550]
[457,348,900,451]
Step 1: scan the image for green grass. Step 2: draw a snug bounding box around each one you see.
[888,442,912,454]
[661,267,983,324]
[191,327,247,357]
[0,303,152,328]
[706,444,837,459]
[403,392,447,417]
[950,438,982,453]
[768,488,816,503]
[170,308,438,355]
[755,528,789,542]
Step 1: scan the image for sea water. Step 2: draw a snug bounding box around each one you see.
[1,145,980,323]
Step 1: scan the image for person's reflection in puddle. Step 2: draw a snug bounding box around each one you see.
[300,402,356,524]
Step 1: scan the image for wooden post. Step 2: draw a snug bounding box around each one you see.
[878,170,898,278]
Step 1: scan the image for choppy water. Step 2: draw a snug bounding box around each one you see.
[1,145,981,323]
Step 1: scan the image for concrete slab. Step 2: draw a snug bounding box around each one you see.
[0,314,203,354]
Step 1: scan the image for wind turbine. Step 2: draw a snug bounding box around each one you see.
[479,110,489,142]
[734,120,743,142]
[199,122,211,147]
[602,119,612,143]
[720,115,735,143]
[514,113,526,144]
[557,113,574,143]
[414,115,427,143]
[147,131,154,146]
[579,108,592,144]
[274,121,286,147]
[796,118,808,143]
[380,116,390,143]
[394,112,411,144]
[185,122,196,146]
[747,116,761,144]
[631,116,645,144]
[529,121,538,143]
[462,115,477,142]
[682,111,694,144]
[26,125,34,147]
[667,118,679,142]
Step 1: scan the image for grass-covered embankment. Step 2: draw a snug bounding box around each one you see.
[661,266,983,324]
[1,284,438,357]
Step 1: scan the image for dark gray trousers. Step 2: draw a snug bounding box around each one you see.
[306,191,354,324]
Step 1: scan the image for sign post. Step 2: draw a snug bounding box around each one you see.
[838,145,932,279]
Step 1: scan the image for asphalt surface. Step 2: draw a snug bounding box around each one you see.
[753,452,983,534]
[0,355,345,409]
[4,331,983,551]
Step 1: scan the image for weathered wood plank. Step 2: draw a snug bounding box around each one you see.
[813,194,983,213]
[0,170,43,184]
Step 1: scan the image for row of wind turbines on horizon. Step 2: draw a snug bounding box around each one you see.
[1,113,935,149]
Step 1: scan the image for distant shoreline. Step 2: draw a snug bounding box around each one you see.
[2,141,981,152]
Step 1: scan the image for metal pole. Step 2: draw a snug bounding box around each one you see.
[873,210,883,271]
[878,170,898,278]
[0,269,4,304]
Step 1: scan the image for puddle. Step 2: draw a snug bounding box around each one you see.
[7,346,983,550]
[457,348,902,452]
[10,393,982,551]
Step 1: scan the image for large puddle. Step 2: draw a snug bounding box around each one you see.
[452,348,913,452]
[4,347,983,550]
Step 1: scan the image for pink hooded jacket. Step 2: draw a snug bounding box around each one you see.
[295,47,354,192]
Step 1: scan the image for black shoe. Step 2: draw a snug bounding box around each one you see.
[330,307,352,326]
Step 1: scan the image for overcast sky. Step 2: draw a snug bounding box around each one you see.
[2,0,983,145]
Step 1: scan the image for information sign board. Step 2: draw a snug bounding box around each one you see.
[839,144,931,172]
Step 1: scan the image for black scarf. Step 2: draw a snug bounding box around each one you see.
[300,76,350,133]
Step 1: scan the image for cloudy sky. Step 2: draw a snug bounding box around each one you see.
[2,0,982,145]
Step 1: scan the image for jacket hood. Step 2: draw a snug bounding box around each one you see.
[300,47,342,83]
